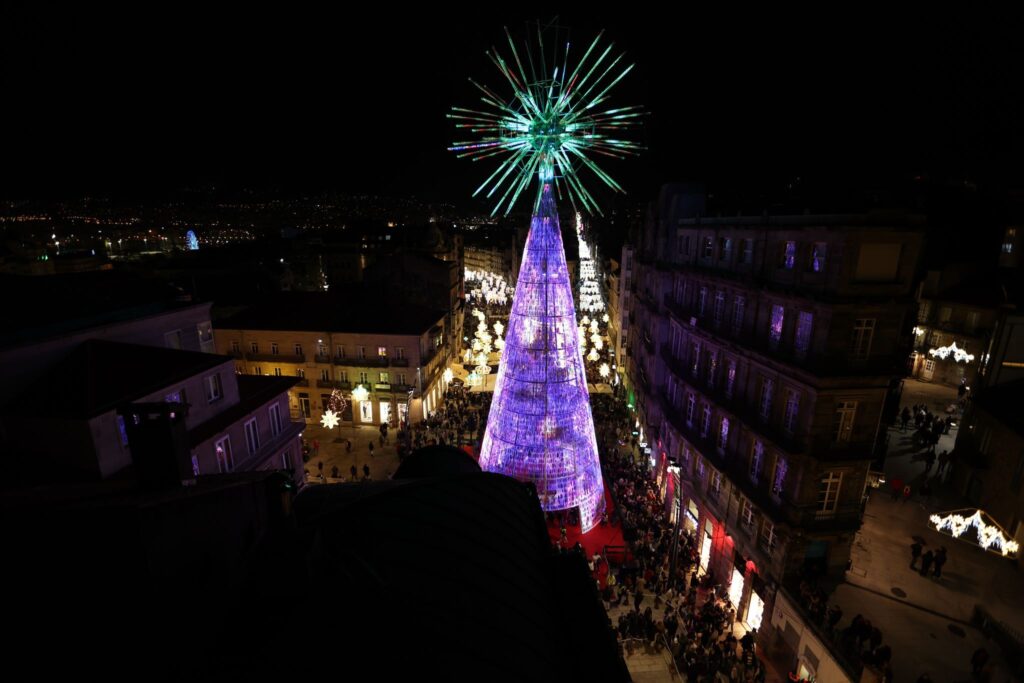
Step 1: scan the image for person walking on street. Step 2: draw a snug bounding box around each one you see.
[902,485,912,503]
[899,407,911,432]
[933,547,947,578]
[919,550,934,577]
[362,463,370,480]
[910,541,923,569]
[890,477,904,501]
[368,441,374,458]
[350,464,358,480]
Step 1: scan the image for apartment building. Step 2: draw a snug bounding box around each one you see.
[214,292,449,427]
[626,190,923,642]
[2,340,304,484]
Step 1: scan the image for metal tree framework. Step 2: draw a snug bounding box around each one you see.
[450,23,642,532]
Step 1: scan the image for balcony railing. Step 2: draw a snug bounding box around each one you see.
[390,357,409,367]
[248,352,305,363]
[314,354,332,364]
[316,379,352,390]
[294,379,309,387]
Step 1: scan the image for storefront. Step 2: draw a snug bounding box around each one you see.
[684,499,700,534]
[698,519,713,576]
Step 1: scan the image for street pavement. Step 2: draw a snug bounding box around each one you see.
[835,379,1022,682]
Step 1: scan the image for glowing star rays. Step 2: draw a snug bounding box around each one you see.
[320,409,340,430]
[449,24,644,216]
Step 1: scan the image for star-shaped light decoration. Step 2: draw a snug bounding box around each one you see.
[320,409,340,430]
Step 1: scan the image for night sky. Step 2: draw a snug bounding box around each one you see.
[4,8,1023,204]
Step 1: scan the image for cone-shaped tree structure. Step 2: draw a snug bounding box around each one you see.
[479,181,605,532]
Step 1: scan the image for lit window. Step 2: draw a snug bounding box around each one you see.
[1002,228,1016,254]
[781,241,796,269]
[725,360,737,398]
[769,305,784,349]
[320,369,329,381]
[297,368,304,379]
[761,521,777,553]
[378,346,388,358]
[772,457,787,496]
[703,237,713,258]
[700,405,712,438]
[741,499,755,529]
[698,287,708,316]
[215,436,233,473]
[686,393,696,426]
[379,372,389,383]
[717,416,730,452]
[274,367,281,376]
[810,242,827,272]
[750,441,764,483]
[709,470,722,499]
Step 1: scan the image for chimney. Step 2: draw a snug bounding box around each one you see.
[118,402,194,489]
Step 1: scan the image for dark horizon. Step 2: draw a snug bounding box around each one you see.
[3,9,1024,206]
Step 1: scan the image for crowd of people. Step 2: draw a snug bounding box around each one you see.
[405,386,492,454]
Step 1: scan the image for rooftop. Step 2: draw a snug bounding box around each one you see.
[0,270,206,350]
[188,374,298,447]
[217,291,446,336]
[4,339,230,419]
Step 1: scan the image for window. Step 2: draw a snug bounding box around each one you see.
[205,373,223,402]
[758,377,773,420]
[320,394,331,413]
[717,416,730,452]
[686,393,696,426]
[271,343,279,355]
[358,346,366,359]
[318,344,328,357]
[378,346,388,358]
[116,415,129,447]
[250,342,259,354]
[939,307,952,324]
[709,470,722,499]
[338,369,348,382]
[397,373,407,386]
[164,330,182,350]
[772,457,788,496]
[253,366,263,375]
[966,311,979,333]
[396,347,406,360]
[834,400,857,442]
[810,242,827,273]
[713,292,725,327]
[379,372,390,383]
[817,471,843,517]
[732,296,745,336]
[269,403,282,437]
[741,499,755,530]
[795,311,813,357]
[719,237,732,262]
[741,239,754,264]
[761,521,777,553]
[850,319,875,359]
[698,287,708,316]
[707,350,718,388]
[320,369,329,381]
[783,390,800,433]
[781,241,796,269]
[336,345,345,358]
[244,418,260,455]
[700,405,712,438]
[164,388,184,405]
[690,341,701,377]
[191,454,201,477]
[750,440,764,483]
[282,450,292,472]
[725,360,737,398]
[294,343,303,356]
[1003,228,1016,254]
[359,372,369,384]
[231,341,240,354]
[274,367,281,376]
[702,236,713,258]
[768,305,784,349]
[298,393,311,418]
[296,368,305,379]
[215,436,233,473]
[696,457,706,480]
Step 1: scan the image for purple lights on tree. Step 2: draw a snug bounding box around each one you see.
[479,183,606,532]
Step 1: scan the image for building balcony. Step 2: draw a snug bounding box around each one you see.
[316,379,352,390]
[314,354,332,364]
[232,419,305,474]
[248,352,305,363]
[227,349,244,359]
[390,357,410,367]
[294,379,309,387]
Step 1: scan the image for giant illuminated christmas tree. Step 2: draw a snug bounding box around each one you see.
[449,23,642,532]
